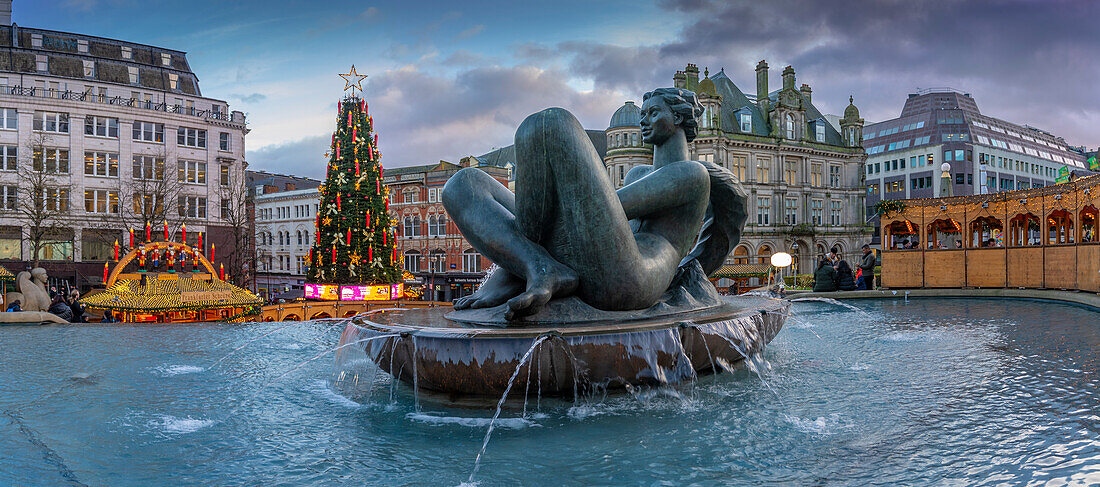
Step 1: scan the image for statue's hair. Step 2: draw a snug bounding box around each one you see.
[643,88,705,142]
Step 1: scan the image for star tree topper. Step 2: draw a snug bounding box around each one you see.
[339,65,368,94]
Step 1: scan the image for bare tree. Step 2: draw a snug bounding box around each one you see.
[16,132,73,268]
[215,166,255,288]
[85,145,189,250]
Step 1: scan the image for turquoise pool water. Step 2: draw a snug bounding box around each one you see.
[0,298,1097,485]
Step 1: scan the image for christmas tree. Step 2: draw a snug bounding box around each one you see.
[306,67,400,285]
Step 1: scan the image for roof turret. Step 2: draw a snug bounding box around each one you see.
[609,101,641,129]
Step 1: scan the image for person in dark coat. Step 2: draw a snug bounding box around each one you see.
[858,244,877,290]
[68,291,85,323]
[5,299,21,312]
[48,293,73,322]
[813,257,838,292]
[834,260,857,291]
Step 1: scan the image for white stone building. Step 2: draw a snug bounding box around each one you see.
[254,188,319,298]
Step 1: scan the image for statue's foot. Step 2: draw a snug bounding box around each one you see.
[504,263,579,320]
[454,270,524,310]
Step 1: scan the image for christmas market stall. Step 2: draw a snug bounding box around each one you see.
[711,263,773,294]
[80,240,261,323]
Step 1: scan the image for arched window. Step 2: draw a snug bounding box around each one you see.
[403,250,421,272]
[413,216,422,237]
[278,232,283,245]
[968,217,1003,248]
[296,230,302,245]
[1047,209,1074,245]
[1080,205,1098,243]
[733,245,749,264]
[927,219,962,249]
[785,114,795,139]
[1009,213,1041,247]
[427,215,437,237]
[886,220,919,249]
[403,217,413,237]
[616,133,622,147]
[462,249,481,272]
[757,244,772,264]
[305,231,310,244]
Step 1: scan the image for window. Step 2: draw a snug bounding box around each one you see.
[31,34,42,48]
[131,121,163,143]
[220,164,230,186]
[219,132,231,151]
[757,245,772,264]
[132,155,165,180]
[35,187,68,212]
[756,158,770,183]
[168,73,178,90]
[427,188,440,203]
[177,160,207,184]
[429,250,446,272]
[815,123,825,143]
[403,216,422,237]
[0,108,16,130]
[428,214,447,237]
[810,163,823,187]
[740,113,752,132]
[403,250,421,272]
[462,249,481,272]
[403,190,419,204]
[161,53,171,66]
[729,155,746,181]
[756,197,771,226]
[84,116,119,138]
[955,150,964,161]
[82,60,94,77]
[33,111,69,133]
[132,193,161,215]
[77,39,88,53]
[785,114,795,139]
[830,200,842,226]
[867,183,879,195]
[84,190,118,214]
[784,160,798,185]
[1047,210,1074,245]
[121,46,132,59]
[0,146,15,171]
[811,200,823,225]
[221,198,232,219]
[33,149,69,173]
[829,165,841,188]
[177,196,207,218]
[784,198,798,225]
[1,185,16,210]
[177,127,207,148]
[83,151,119,177]
[35,55,46,72]
[128,66,138,84]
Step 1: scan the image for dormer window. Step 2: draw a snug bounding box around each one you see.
[739,112,752,132]
[815,122,825,142]
[785,114,795,139]
[121,46,132,59]
[161,53,171,66]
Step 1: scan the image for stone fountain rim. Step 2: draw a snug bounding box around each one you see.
[351,296,789,339]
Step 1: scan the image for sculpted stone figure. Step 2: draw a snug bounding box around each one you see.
[443,88,747,321]
[5,268,51,312]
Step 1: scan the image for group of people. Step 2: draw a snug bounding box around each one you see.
[5,290,91,323]
[813,244,878,292]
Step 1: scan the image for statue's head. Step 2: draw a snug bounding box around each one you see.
[640,88,703,145]
[31,267,47,283]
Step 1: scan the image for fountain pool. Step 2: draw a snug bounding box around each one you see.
[0,298,1096,485]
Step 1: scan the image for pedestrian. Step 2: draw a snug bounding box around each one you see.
[48,293,73,322]
[834,259,857,291]
[68,291,85,323]
[813,256,838,292]
[5,299,21,312]
[828,246,841,264]
[858,244,876,290]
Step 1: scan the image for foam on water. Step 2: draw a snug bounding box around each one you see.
[782,413,845,435]
[151,365,205,377]
[407,412,536,429]
[153,415,214,434]
[310,380,361,409]
[879,330,943,342]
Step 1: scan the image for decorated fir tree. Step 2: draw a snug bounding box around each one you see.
[307,68,400,285]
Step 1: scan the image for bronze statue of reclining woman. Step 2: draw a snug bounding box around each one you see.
[443,87,747,321]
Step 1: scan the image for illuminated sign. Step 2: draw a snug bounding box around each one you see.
[304,283,340,300]
[339,283,403,301]
[1089,156,1098,171]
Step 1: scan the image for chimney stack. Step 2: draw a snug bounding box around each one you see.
[782,65,795,91]
[673,70,686,89]
[799,84,812,104]
[684,63,699,91]
[756,60,769,113]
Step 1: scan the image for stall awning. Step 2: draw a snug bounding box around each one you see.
[712,263,772,279]
[80,275,262,312]
[0,265,13,281]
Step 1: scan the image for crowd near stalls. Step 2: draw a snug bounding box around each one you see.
[880,174,1100,290]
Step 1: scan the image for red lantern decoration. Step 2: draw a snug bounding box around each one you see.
[181,224,186,244]
[102,262,108,283]
[129,228,135,248]
[113,239,119,261]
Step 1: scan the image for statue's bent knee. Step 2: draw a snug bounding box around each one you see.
[442,167,483,212]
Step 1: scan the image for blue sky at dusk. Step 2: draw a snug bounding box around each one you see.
[18,0,1100,178]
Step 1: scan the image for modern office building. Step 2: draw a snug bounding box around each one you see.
[864,89,1091,245]
[605,62,869,275]
[0,3,249,290]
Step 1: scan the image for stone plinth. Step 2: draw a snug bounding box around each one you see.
[339,295,788,397]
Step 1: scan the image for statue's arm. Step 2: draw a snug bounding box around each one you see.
[617,161,707,221]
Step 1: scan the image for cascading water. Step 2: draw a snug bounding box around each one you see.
[790,296,867,313]
[468,335,548,484]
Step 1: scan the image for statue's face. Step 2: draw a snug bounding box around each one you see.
[640,96,681,145]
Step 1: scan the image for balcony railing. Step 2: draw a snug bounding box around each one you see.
[0,85,244,124]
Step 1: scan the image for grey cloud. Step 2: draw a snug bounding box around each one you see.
[455,24,485,40]
[248,135,330,179]
[232,93,267,103]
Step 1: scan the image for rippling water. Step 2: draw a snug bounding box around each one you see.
[0,298,1097,486]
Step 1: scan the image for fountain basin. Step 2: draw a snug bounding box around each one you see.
[340,295,788,397]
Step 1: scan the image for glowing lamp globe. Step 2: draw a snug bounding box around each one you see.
[770,252,793,268]
[940,163,951,172]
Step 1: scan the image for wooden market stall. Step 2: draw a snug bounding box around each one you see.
[79,241,262,323]
[880,174,1100,291]
[712,263,773,294]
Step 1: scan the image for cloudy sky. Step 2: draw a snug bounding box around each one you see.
[20,0,1100,178]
